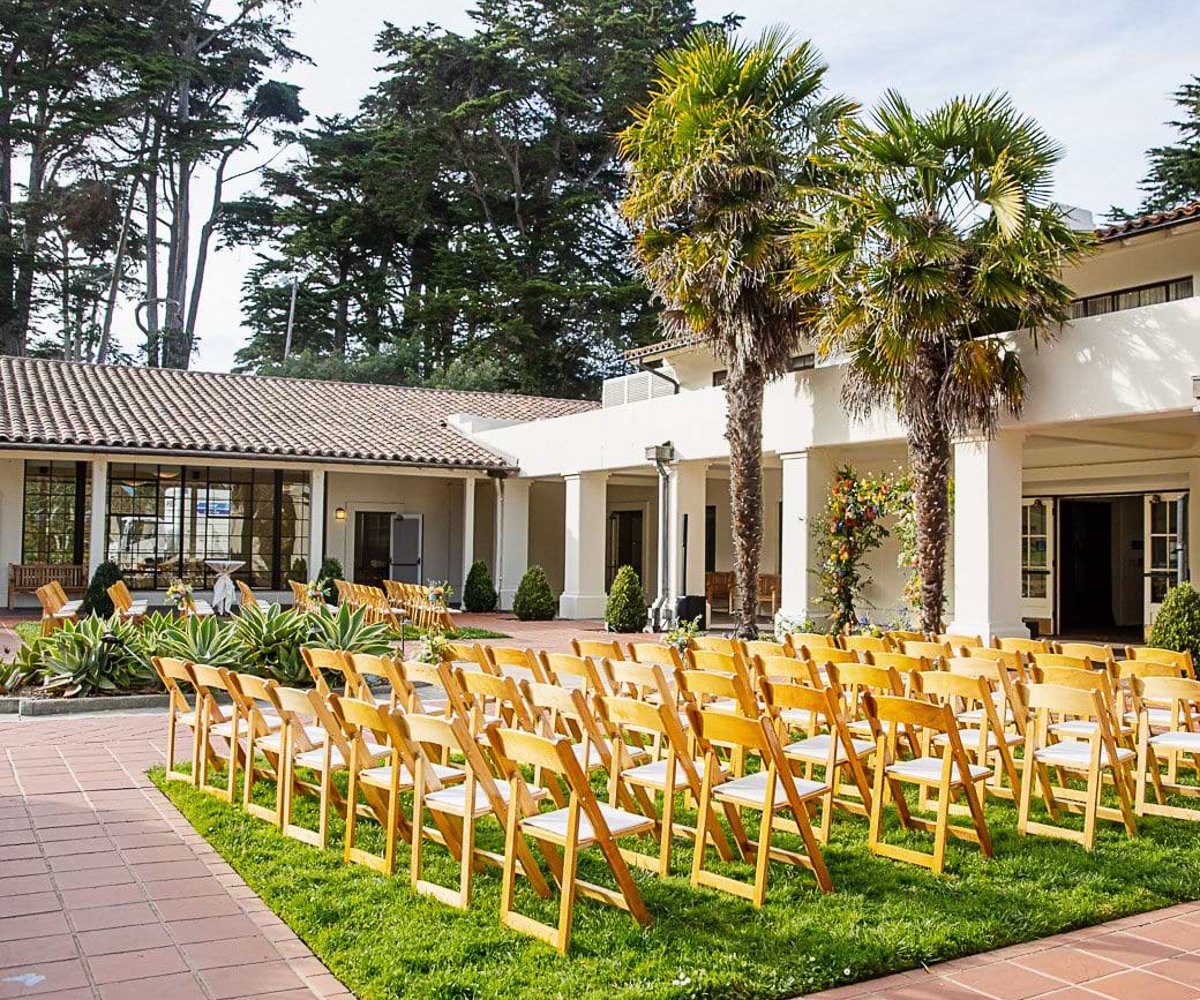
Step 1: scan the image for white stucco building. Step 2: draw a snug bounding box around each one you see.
[3,202,1200,642]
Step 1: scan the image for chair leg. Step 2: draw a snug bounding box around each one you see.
[658,788,674,878]
[752,806,774,909]
[556,836,580,956]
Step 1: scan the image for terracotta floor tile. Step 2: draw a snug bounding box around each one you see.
[0,958,89,997]
[1016,947,1128,984]
[67,901,158,932]
[1085,968,1198,1000]
[0,933,78,968]
[85,944,188,984]
[201,960,307,999]
[0,874,54,896]
[60,883,146,910]
[1126,919,1200,951]
[950,962,1067,998]
[1145,953,1200,989]
[0,912,70,943]
[1076,931,1184,967]
[155,894,241,922]
[0,892,61,919]
[167,914,260,945]
[97,972,208,1000]
[142,876,227,901]
[179,935,280,970]
[78,922,173,956]
[53,865,135,891]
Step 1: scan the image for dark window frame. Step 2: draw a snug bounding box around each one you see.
[21,460,90,565]
[1070,276,1193,320]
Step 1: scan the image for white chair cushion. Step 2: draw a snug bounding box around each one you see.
[425,778,549,818]
[957,704,1014,726]
[1126,708,1174,728]
[1149,730,1200,752]
[257,724,326,754]
[1034,740,1134,769]
[621,757,711,791]
[886,756,990,784]
[522,802,652,845]
[359,760,463,789]
[847,718,873,738]
[294,739,389,771]
[783,733,874,764]
[712,770,828,810]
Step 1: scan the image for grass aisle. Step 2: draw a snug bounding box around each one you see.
[152,767,1200,1000]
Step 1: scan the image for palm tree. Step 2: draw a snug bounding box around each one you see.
[794,92,1093,633]
[619,27,852,637]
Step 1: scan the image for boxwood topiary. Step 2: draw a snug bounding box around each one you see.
[512,565,557,621]
[463,559,498,612]
[83,560,123,617]
[605,565,647,633]
[1149,581,1200,659]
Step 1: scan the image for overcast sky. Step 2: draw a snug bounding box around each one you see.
[156,0,1200,372]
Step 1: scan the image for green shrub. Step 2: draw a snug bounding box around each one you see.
[463,559,498,612]
[305,603,393,656]
[1149,581,1200,658]
[605,565,647,632]
[82,561,122,616]
[317,557,344,603]
[512,565,557,621]
[37,616,156,697]
[231,604,308,683]
[161,614,240,669]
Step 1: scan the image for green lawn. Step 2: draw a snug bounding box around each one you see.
[11,621,40,646]
[153,764,1200,1000]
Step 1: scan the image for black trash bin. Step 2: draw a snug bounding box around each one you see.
[675,595,706,630]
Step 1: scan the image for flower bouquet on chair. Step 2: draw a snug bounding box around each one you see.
[165,579,196,616]
[425,580,453,608]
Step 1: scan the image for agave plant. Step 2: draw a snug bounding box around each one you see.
[231,603,309,683]
[39,616,156,697]
[305,603,394,656]
[162,614,240,668]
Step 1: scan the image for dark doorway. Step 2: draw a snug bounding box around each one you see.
[607,509,644,589]
[1057,496,1144,639]
[353,511,392,588]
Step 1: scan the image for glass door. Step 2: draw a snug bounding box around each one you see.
[1021,498,1054,626]
[1144,492,1187,627]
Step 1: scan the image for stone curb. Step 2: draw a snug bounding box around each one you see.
[14,692,171,715]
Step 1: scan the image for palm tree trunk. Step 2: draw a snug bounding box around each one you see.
[726,359,765,638]
[906,346,951,633]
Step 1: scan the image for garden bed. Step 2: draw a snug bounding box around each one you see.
[154,765,1200,1000]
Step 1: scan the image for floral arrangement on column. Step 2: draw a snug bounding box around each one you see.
[814,467,896,632]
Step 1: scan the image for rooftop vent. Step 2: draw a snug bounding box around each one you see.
[602,371,677,408]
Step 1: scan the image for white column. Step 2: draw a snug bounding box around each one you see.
[461,475,476,594]
[309,468,325,580]
[667,460,707,606]
[88,458,108,575]
[0,458,24,606]
[947,431,1028,641]
[779,449,830,624]
[559,471,608,619]
[495,477,531,610]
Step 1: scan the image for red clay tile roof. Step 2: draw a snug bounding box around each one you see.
[0,356,597,469]
[1098,201,1200,241]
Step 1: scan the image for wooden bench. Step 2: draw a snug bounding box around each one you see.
[8,564,87,609]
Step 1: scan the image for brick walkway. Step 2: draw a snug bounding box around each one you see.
[0,713,349,999]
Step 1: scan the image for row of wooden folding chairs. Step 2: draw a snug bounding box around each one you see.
[333,579,453,631]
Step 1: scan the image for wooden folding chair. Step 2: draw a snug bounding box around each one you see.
[1056,641,1115,667]
[106,580,144,622]
[596,692,736,875]
[691,635,738,655]
[347,652,405,709]
[404,711,552,907]
[676,663,758,718]
[483,645,545,682]
[994,636,1051,660]
[798,646,860,683]
[833,659,920,755]
[960,645,1029,683]
[898,639,950,663]
[1126,646,1196,677]
[458,669,538,737]
[189,663,241,803]
[740,639,792,662]
[1018,682,1137,850]
[1030,664,1132,746]
[487,727,654,953]
[761,678,874,839]
[886,629,927,644]
[937,633,982,651]
[151,656,204,784]
[440,641,490,672]
[537,651,608,694]
[397,659,470,720]
[841,634,891,656]
[271,686,390,849]
[626,641,685,672]
[571,638,625,661]
[302,646,358,698]
[236,580,259,610]
[755,654,824,688]
[783,632,838,656]
[223,671,285,819]
[1032,652,1097,674]
[333,696,463,876]
[603,657,677,707]
[911,668,1022,804]
[1132,675,1200,820]
[864,693,992,874]
[687,707,834,904]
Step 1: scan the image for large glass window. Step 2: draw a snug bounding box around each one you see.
[1021,500,1050,600]
[22,461,89,565]
[1069,276,1193,320]
[105,464,310,590]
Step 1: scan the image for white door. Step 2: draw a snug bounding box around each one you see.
[1144,493,1186,627]
[1020,498,1054,625]
[390,515,423,584]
